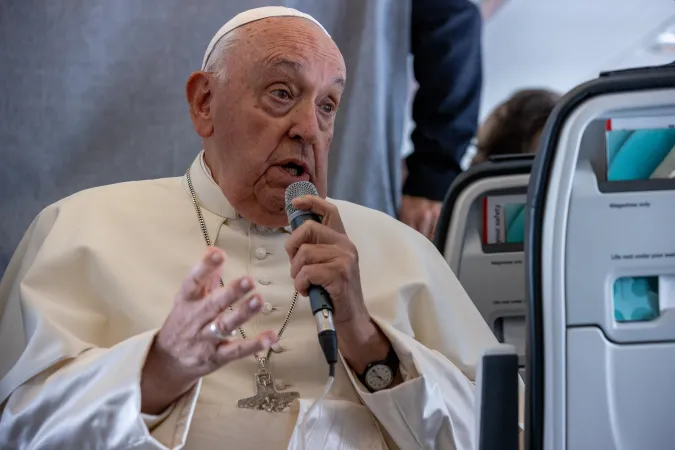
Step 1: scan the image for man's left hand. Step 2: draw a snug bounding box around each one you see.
[399,195,442,240]
[285,196,392,374]
[285,196,368,326]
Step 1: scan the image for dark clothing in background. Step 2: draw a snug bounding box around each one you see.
[0,0,481,275]
[405,0,483,202]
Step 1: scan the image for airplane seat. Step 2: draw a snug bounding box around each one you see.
[433,154,534,378]
[525,62,675,450]
[475,344,520,450]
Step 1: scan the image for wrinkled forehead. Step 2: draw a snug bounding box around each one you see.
[238,19,346,84]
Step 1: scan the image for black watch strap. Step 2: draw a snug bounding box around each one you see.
[357,344,400,392]
[383,344,400,370]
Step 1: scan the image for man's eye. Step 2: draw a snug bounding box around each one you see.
[321,103,335,114]
[271,89,291,100]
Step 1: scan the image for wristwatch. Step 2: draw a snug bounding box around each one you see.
[356,345,400,392]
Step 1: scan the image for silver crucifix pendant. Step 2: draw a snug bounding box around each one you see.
[237,368,300,412]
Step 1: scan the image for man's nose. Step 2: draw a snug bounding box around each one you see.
[288,100,320,145]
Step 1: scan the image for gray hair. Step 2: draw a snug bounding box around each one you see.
[203,29,240,82]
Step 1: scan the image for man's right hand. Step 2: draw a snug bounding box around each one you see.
[399,195,443,240]
[141,247,277,415]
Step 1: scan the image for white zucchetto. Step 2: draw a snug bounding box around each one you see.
[201,6,330,70]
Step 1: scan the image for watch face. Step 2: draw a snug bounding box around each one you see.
[365,364,394,391]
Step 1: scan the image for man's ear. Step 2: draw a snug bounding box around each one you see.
[186,72,214,138]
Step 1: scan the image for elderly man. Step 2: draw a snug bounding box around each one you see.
[0,7,513,450]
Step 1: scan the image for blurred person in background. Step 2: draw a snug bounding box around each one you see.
[389,0,483,240]
[471,88,561,166]
[0,0,482,274]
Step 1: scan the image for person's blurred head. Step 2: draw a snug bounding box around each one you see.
[472,88,561,165]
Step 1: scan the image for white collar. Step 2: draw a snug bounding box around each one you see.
[184,151,291,233]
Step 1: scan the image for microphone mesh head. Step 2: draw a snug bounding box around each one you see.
[285,181,318,218]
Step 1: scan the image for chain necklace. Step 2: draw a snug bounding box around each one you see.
[186,167,301,412]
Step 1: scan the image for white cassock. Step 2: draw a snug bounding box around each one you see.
[0,152,522,449]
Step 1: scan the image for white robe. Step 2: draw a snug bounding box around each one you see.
[0,153,520,449]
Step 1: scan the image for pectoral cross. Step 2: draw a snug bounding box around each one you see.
[237,368,300,412]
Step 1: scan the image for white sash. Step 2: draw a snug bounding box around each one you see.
[287,398,389,450]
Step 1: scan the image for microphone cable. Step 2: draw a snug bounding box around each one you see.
[299,372,335,450]
[284,181,339,450]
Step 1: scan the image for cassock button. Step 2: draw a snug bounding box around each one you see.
[255,248,267,259]
[258,278,271,286]
[262,303,274,315]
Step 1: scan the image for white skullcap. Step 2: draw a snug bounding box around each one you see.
[201,6,330,70]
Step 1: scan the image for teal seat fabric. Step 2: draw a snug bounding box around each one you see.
[505,203,526,244]
[606,129,632,167]
[614,276,659,322]
[607,129,675,180]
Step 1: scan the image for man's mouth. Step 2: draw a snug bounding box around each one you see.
[280,162,305,177]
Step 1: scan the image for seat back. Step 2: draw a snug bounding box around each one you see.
[525,62,675,450]
[434,156,533,374]
[475,345,520,450]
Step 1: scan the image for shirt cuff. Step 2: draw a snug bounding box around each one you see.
[140,381,202,449]
[142,405,176,431]
[134,330,202,449]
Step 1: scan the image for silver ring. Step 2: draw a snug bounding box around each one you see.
[208,321,236,341]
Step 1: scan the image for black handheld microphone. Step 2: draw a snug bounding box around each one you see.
[285,181,338,376]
